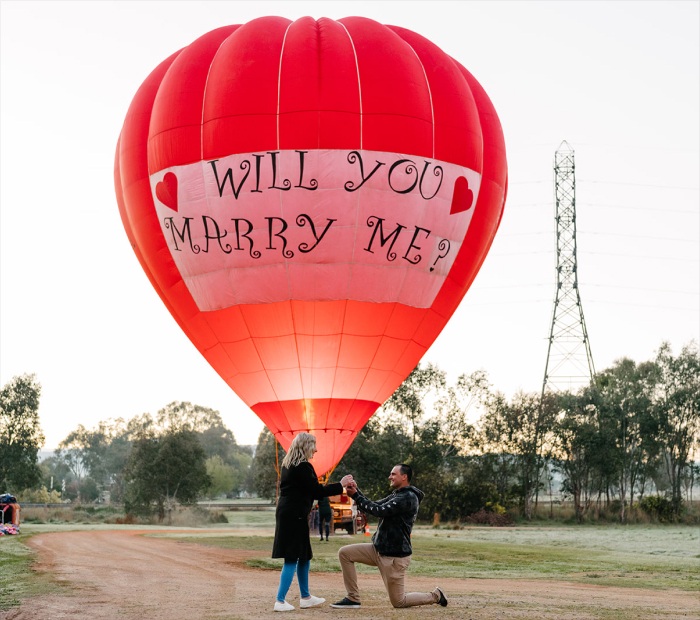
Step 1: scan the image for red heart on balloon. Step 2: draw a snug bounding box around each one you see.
[450,176,474,214]
[156,172,178,211]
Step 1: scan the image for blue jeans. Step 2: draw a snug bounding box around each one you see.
[276,559,310,602]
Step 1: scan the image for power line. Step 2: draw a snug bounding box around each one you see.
[585,202,698,215]
[477,283,698,296]
[577,231,698,243]
[578,179,699,191]
[498,230,698,243]
[504,201,698,215]
[586,300,699,312]
[584,251,698,262]
[489,249,698,262]
[509,180,700,192]
[585,284,699,296]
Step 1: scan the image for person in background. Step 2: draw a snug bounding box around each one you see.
[331,464,448,610]
[318,495,332,541]
[272,432,353,612]
[309,504,319,533]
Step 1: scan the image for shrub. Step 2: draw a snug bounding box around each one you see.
[208,510,229,524]
[115,513,139,525]
[464,508,513,526]
[639,495,675,522]
[17,487,62,504]
[484,501,506,515]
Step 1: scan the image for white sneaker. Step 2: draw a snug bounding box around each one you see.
[300,595,325,609]
[274,600,295,612]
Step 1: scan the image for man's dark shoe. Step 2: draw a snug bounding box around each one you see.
[330,597,361,608]
[434,587,448,607]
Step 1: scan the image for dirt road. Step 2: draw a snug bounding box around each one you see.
[2,529,697,620]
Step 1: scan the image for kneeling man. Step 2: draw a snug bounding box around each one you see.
[331,464,448,609]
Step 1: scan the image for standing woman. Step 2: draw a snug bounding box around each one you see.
[272,432,353,612]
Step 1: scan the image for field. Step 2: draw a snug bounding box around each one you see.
[1,512,698,619]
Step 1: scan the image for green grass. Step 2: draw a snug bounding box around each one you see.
[0,535,63,611]
[171,523,700,592]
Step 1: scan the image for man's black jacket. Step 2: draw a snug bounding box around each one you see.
[349,485,424,557]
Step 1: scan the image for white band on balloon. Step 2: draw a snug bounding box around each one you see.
[151,148,481,311]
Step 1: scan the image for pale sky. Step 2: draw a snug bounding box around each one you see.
[1,1,698,449]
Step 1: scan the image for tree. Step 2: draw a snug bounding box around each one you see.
[594,358,658,522]
[155,401,240,459]
[433,370,487,460]
[409,372,486,522]
[382,363,446,451]
[338,416,412,499]
[40,455,73,494]
[205,455,236,498]
[228,449,253,496]
[155,402,255,487]
[124,429,211,521]
[435,455,501,521]
[203,450,253,498]
[56,424,102,502]
[477,390,556,518]
[56,404,248,504]
[58,424,108,483]
[552,391,600,522]
[57,419,134,503]
[249,428,285,499]
[0,374,44,491]
[101,419,136,503]
[156,401,222,433]
[652,341,700,518]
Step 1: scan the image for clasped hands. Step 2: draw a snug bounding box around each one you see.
[340,474,358,496]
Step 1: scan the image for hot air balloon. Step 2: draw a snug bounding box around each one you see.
[114,16,507,476]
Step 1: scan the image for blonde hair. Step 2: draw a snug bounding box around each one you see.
[281,432,316,468]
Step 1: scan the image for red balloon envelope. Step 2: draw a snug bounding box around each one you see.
[114,16,507,475]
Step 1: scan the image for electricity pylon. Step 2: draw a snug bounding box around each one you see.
[541,141,595,396]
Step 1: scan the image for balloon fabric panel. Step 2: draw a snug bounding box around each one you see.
[116,51,192,313]
[114,16,508,475]
[385,25,483,170]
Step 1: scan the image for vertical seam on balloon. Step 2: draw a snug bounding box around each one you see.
[278,27,301,419]
[404,42,435,159]
[337,21,363,149]
[277,25,302,411]
[278,23,293,151]
[200,36,230,161]
[335,22,363,411]
[335,24,365,411]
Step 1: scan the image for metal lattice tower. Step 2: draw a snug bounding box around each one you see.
[541,141,595,396]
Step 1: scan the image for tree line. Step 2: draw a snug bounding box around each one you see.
[0,396,253,520]
[1,341,698,524]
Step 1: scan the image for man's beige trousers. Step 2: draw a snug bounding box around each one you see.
[338,543,438,608]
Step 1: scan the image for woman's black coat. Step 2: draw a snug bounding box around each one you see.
[272,461,342,561]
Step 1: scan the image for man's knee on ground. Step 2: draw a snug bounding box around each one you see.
[389,596,410,609]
